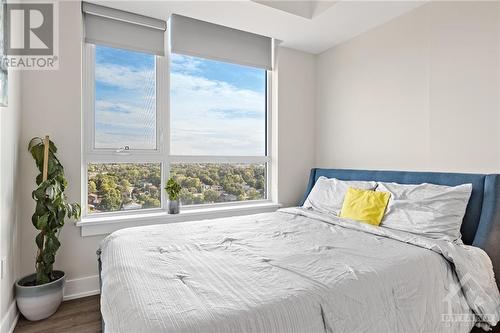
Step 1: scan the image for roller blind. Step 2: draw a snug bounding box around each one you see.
[82,2,166,56]
[170,14,272,70]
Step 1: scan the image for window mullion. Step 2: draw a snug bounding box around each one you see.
[169,156,269,164]
[86,152,163,164]
[157,48,170,212]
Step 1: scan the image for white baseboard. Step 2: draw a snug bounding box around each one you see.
[0,300,19,333]
[64,275,100,301]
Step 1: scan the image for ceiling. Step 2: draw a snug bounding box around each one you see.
[94,0,426,54]
[251,1,337,19]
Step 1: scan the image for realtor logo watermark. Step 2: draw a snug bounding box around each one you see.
[2,2,58,70]
[441,272,497,329]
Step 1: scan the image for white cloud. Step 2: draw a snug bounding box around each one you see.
[94,61,156,149]
[170,53,202,74]
[94,57,266,155]
[95,100,156,150]
[171,73,264,113]
[95,63,155,91]
[170,72,266,156]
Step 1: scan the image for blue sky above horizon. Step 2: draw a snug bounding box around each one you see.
[94,45,266,155]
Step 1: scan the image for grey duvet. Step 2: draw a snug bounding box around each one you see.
[100,208,500,333]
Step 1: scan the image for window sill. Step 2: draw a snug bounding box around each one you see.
[76,201,281,237]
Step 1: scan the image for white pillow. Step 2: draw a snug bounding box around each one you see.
[303,176,377,215]
[376,182,472,241]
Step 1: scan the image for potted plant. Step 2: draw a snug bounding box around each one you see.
[15,136,81,321]
[165,177,181,214]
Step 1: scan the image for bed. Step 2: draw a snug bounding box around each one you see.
[98,168,500,332]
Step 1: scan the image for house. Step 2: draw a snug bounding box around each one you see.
[202,184,224,192]
[87,193,101,205]
[221,193,238,202]
[122,202,142,211]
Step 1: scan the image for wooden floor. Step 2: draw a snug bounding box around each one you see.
[12,294,498,333]
[15,295,101,333]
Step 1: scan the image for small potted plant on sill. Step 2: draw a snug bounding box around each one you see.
[15,136,81,321]
[165,177,181,214]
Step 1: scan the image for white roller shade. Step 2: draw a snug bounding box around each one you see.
[82,2,166,55]
[170,14,272,70]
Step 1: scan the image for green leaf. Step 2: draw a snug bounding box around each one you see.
[36,270,50,285]
[45,234,60,253]
[45,185,55,199]
[72,203,81,219]
[65,203,73,216]
[165,178,182,200]
[47,159,57,177]
[42,252,54,265]
[28,137,42,152]
[35,232,44,249]
[32,185,46,200]
[48,140,57,154]
[36,214,48,230]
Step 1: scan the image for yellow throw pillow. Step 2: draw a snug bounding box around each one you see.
[340,187,390,226]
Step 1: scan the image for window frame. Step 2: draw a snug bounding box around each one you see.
[82,41,273,220]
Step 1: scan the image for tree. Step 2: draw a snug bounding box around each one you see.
[255,176,265,190]
[143,197,160,208]
[204,189,219,203]
[167,163,266,205]
[199,174,214,186]
[88,180,97,194]
[129,169,141,184]
[120,179,131,193]
[193,194,204,204]
[179,188,194,205]
[101,189,121,211]
[247,189,262,200]
[181,177,201,191]
[150,168,161,185]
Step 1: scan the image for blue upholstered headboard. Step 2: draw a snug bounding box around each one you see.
[301,168,500,284]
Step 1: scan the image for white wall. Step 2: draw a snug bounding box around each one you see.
[316,1,500,173]
[277,47,316,206]
[16,2,317,294]
[19,1,103,296]
[0,66,22,332]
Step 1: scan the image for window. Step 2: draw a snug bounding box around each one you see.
[84,43,165,216]
[169,54,269,206]
[94,46,157,150]
[83,5,273,219]
[170,54,266,156]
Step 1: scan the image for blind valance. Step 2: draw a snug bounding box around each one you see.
[170,14,272,70]
[82,2,166,56]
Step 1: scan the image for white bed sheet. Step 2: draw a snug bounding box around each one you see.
[100,208,500,333]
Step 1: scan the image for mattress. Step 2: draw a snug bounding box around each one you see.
[100,208,500,333]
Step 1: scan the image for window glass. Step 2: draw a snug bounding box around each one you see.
[94,45,156,150]
[88,163,161,214]
[170,54,266,156]
[86,47,271,216]
[170,163,266,205]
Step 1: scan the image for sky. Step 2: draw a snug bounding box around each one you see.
[94,46,266,155]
